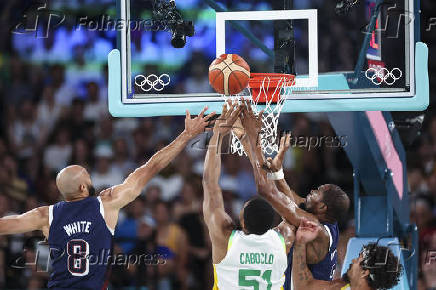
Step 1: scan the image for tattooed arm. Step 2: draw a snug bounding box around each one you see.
[293,220,346,290]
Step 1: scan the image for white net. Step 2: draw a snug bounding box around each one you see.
[224,74,294,156]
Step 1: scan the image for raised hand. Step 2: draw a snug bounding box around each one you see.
[184,107,216,138]
[240,99,264,141]
[231,117,245,140]
[266,133,291,172]
[295,220,321,244]
[213,100,242,136]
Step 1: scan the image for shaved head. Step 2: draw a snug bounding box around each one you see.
[56,165,93,200]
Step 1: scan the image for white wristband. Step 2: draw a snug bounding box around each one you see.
[267,168,284,180]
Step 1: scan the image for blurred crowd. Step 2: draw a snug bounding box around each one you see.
[0,0,435,289]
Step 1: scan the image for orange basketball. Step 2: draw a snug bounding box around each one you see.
[209,54,250,96]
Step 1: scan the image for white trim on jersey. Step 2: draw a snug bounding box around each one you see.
[97,196,115,235]
[48,205,53,226]
[324,225,333,250]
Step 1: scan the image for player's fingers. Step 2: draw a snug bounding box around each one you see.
[204,111,216,121]
[299,218,308,228]
[186,110,191,119]
[242,102,250,116]
[241,102,248,115]
[279,135,285,149]
[266,157,273,169]
[221,102,228,116]
[245,100,253,114]
[242,99,249,111]
[206,120,216,128]
[229,100,236,114]
[231,104,243,119]
[226,99,233,111]
[224,104,233,120]
[198,106,208,118]
[305,220,318,229]
[285,133,291,148]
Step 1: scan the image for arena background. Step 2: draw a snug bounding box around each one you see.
[0,0,435,289]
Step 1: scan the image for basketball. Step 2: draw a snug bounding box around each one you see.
[208,54,250,96]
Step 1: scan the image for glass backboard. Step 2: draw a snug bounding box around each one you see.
[108,0,429,117]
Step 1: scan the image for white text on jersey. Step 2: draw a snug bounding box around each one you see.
[63,221,92,236]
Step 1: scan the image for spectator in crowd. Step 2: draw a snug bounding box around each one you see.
[43,127,72,172]
[112,137,136,178]
[153,200,188,290]
[409,167,428,195]
[51,65,75,108]
[115,198,146,255]
[143,184,163,220]
[36,85,62,137]
[91,144,123,192]
[175,181,212,290]
[84,82,107,122]
[70,138,93,169]
[2,155,28,203]
[221,154,257,202]
[8,100,42,159]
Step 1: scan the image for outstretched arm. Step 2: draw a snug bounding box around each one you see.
[0,207,49,236]
[265,134,305,205]
[203,101,241,263]
[103,107,216,210]
[241,102,330,264]
[240,101,317,226]
[203,132,225,222]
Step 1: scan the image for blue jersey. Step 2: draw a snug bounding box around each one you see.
[283,222,339,290]
[48,197,114,290]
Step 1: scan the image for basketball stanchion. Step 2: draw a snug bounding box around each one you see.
[227,73,295,156]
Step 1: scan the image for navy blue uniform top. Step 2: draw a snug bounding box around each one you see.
[283,222,339,290]
[48,196,114,290]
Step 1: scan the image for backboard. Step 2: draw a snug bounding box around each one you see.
[108,0,429,117]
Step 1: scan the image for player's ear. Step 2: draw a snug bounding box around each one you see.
[239,209,245,230]
[79,183,86,193]
[318,202,327,213]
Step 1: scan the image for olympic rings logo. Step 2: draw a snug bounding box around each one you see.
[135,74,171,92]
[365,68,402,86]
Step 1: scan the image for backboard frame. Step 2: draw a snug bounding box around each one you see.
[108,0,429,117]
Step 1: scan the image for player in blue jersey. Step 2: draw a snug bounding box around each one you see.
[236,101,350,290]
[293,220,402,290]
[0,107,215,290]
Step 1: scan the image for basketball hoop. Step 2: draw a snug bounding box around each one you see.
[229,73,295,156]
